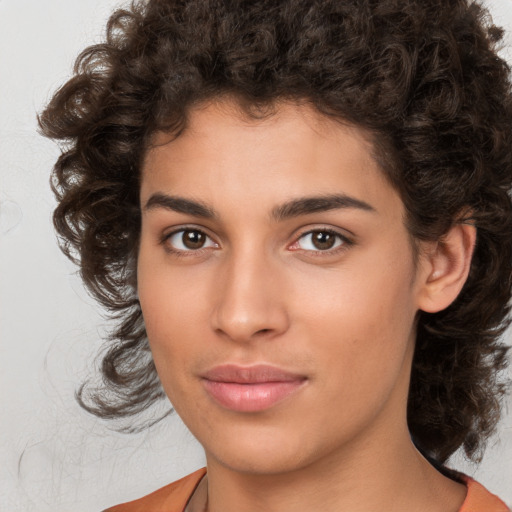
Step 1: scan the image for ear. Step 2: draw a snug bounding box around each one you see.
[416,223,476,313]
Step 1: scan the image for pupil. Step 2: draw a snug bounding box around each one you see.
[183,230,205,249]
[312,231,335,250]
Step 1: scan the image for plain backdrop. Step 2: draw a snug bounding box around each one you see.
[1,0,511,510]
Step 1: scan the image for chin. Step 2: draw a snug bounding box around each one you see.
[199,424,320,476]
[212,447,313,476]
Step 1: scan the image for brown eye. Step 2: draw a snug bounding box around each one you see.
[165,229,217,252]
[311,231,336,250]
[295,230,345,251]
[182,229,206,249]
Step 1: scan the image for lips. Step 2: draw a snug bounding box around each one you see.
[201,364,307,412]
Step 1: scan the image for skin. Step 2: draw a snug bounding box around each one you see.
[137,99,474,512]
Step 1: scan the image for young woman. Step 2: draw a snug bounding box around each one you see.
[40,0,512,510]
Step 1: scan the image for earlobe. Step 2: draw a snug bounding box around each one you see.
[417,223,477,313]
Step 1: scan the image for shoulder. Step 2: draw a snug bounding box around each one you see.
[459,476,510,512]
[103,467,207,512]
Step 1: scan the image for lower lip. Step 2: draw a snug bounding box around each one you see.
[202,380,306,412]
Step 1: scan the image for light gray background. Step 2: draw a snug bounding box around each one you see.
[1,1,511,510]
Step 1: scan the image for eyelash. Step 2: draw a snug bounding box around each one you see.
[290,228,353,256]
[160,227,218,257]
[160,226,353,257]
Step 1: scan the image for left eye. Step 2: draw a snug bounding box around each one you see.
[165,229,217,251]
[295,230,345,251]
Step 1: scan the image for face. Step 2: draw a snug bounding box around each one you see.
[138,99,427,476]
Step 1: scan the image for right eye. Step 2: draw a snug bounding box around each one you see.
[164,229,218,252]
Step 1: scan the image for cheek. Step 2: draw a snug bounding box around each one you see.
[291,241,418,396]
[137,246,205,385]
[291,240,417,340]
[138,287,205,420]
[138,234,210,331]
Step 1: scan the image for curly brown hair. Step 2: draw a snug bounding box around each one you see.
[39,0,512,465]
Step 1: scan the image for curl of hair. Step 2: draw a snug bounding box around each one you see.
[39,0,512,462]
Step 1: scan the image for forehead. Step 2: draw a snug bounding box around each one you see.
[147,98,376,154]
[140,99,403,221]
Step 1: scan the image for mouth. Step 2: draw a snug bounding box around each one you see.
[201,364,307,412]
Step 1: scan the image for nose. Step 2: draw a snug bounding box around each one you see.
[210,251,290,343]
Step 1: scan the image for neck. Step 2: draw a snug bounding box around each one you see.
[193,426,466,512]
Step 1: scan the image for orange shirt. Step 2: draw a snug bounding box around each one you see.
[104,467,509,512]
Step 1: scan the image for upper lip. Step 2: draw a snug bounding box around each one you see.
[201,364,306,384]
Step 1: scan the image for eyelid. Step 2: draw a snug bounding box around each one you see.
[288,226,354,253]
[161,225,219,254]
[159,224,353,256]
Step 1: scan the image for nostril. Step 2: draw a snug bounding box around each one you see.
[211,297,289,342]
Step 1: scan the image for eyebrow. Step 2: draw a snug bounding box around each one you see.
[144,193,216,218]
[143,192,375,220]
[271,194,376,221]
